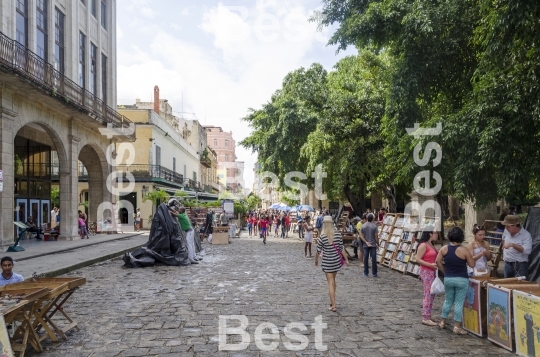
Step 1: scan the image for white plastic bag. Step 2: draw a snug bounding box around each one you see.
[207,234,213,244]
[430,270,445,295]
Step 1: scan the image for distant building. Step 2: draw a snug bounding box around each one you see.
[204,126,244,195]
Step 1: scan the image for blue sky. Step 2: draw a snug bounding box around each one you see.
[117,0,356,190]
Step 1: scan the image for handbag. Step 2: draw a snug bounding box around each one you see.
[430,270,445,295]
[331,242,345,267]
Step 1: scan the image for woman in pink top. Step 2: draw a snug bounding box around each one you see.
[416,227,438,326]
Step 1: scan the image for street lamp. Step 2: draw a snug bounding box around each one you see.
[141,185,147,197]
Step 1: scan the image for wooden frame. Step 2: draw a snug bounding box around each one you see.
[487,284,513,351]
[513,290,540,357]
[463,279,483,336]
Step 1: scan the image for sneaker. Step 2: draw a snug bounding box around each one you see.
[372,275,378,277]
[364,274,369,277]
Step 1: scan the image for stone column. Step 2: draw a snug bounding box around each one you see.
[0,107,17,246]
[464,201,498,242]
[59,134,80,240]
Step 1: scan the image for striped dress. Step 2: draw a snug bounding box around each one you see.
[316,232,344,273]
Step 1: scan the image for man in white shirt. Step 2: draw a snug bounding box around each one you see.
[501,215,532,278]
[0,256,24,287]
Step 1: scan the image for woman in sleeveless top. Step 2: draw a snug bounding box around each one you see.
[436,227,475,335]
[416,227,439,326]
[303,216,314,258]
[467,225,492,275]
[315,216,349,312]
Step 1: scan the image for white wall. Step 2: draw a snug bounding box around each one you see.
[148,111,200,181]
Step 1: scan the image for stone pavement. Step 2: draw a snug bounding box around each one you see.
[26,232,513,357]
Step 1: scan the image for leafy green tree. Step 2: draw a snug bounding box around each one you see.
[241,64,328,184]
[142,189,169,215]
[303,51,389,213]
[245,194,262,211]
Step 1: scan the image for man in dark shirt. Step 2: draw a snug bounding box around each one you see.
[25,216,42,239]
[360,214,379,277]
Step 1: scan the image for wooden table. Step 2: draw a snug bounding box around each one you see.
[4,277,86,348]
[0,287,50,357]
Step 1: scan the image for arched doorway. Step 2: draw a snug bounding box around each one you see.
[78,144,108,225]
[13,123,67,235]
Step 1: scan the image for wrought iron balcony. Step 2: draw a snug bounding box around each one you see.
[116,165,184,185]
[200,155,212,168]
[0,31,135,140]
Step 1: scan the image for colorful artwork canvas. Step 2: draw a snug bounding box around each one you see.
[513,290,540,357]
[463,279,482,336]
[0,315,13,357]
[487,284,513,351]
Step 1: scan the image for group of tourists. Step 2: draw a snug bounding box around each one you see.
[312,206,533,333]
[415,214,532,335]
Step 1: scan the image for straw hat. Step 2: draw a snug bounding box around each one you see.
[501,215,520,226]
[323,215,333,224]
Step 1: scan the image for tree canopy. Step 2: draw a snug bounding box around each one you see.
[243,0,540,211]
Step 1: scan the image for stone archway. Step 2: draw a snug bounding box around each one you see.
[1,119,69,244]
[78,144,109,224]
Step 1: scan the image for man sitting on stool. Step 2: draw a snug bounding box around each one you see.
[501,215,532,278]
[25,216,42,239]
[0,257,24,287]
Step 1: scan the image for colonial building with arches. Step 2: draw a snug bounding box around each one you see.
[0,0,133,244]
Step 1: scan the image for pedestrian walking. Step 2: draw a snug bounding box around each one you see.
[259,216,269,244]
[315,216,349,312]
[285,214,290,238]
[415,227,439,326]
[274,215,280,237]
[78,213,88,239]
[247,216,253,236]
[135,208,141,231]
[359,214,379,277]
[436,227,475,334]
[303,216,314,258]
[280,213,287,238]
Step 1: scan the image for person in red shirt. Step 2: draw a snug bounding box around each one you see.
[259,216,269,244]
[253,216,259,237]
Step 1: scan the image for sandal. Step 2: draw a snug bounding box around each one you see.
[422,320,438,326]
[453,327,468,335]
[328,306,336,312]
[438,322,446,329]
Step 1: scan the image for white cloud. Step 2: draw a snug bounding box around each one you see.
[117,1,346,190]
[140,7,158,19]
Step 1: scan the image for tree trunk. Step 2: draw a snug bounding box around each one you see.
[448,196,460,220]
[343,179,365,215]
[380,184,397,213]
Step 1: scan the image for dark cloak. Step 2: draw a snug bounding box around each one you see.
[123,203,190,268]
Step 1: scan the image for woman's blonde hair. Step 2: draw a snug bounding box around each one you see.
[322,221,335,243]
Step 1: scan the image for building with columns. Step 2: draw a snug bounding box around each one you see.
[0,0,133,244]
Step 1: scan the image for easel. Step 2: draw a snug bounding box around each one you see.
[8,222,29,252]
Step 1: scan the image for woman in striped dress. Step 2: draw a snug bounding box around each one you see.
[315,216,349,312]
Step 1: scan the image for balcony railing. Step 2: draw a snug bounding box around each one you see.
[116,165,184,185]
[0,31,135,140]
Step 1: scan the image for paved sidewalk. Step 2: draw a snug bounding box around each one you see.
[7,232,148,279]
[26,232,512,357]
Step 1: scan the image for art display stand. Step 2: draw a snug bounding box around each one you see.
[376,214,398,265]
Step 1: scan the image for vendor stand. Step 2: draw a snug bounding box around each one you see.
[0,287,50,357]
[8,277,86,343]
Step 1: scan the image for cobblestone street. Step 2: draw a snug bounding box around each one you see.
[28,233,514,357]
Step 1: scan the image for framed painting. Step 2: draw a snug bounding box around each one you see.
[513,290,540,357]
[463,279,482,336]
[487,284,513,351]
